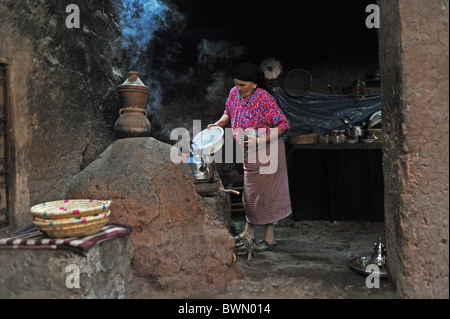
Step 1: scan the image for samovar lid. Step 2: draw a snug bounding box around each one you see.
[117,71,149,93]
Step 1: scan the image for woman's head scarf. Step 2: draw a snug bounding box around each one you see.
[234,62,261,83]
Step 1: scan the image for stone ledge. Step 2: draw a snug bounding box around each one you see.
[0,236,131,299]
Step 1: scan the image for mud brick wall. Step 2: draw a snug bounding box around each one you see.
[0,0,123,230]
[378,0,449,298]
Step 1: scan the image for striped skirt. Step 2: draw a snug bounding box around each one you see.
[243,136,292,225]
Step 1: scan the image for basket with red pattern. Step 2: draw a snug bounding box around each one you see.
[30,199,112,238]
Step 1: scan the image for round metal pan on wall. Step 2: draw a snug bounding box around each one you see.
[260,58,283,80]
[284,68,313,97]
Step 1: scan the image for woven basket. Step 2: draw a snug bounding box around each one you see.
[30,199,111,220]
[368,129,382,143]
[288,133,319,144]
[33,211,111,228]
[36,216,110,238]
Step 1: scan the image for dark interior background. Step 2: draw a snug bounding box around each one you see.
[117,0,379,141]
[175,0,378,65]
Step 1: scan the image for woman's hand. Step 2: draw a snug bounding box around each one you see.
[208,114,230,129]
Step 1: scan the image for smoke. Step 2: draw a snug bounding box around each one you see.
[117,0,186,111]
[197,39,246,69]
[116,1,247,116]
[205,71,228,102]
[197,39,246,103]
[119,0,170,68]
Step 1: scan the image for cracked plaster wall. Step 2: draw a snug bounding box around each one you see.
[378,0,449,298]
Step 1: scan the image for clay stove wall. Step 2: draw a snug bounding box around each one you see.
[0,0,123,231]
[378,0,449,298]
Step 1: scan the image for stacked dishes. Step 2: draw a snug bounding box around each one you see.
[31,199,112,238]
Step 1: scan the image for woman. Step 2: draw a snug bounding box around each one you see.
[208,62,292,251]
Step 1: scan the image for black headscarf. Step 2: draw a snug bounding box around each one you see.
[234,62,261,84]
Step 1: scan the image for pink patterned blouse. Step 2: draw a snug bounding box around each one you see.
[224,87,290,140]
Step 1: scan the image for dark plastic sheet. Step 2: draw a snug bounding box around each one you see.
[272,88,381,135]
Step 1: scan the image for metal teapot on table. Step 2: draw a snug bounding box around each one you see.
[353,119,368,141]
[352,125,364,141]
[340,115,364,142]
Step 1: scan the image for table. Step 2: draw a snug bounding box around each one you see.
[286,143,384,222]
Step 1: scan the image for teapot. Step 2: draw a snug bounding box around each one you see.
[351,125,365,141]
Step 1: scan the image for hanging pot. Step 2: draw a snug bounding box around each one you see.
[284,68,313,97]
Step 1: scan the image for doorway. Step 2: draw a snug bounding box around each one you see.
[0,63,10,228]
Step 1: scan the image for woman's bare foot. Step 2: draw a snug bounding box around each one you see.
[234,232,255,242]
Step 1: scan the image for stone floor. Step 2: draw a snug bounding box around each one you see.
[208,214,398,299]
[0,212,398,299]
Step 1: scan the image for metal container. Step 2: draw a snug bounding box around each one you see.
[348,238,388,278]
[352,125,365,141]
[331,130,346,143]
[189,155,215,181]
